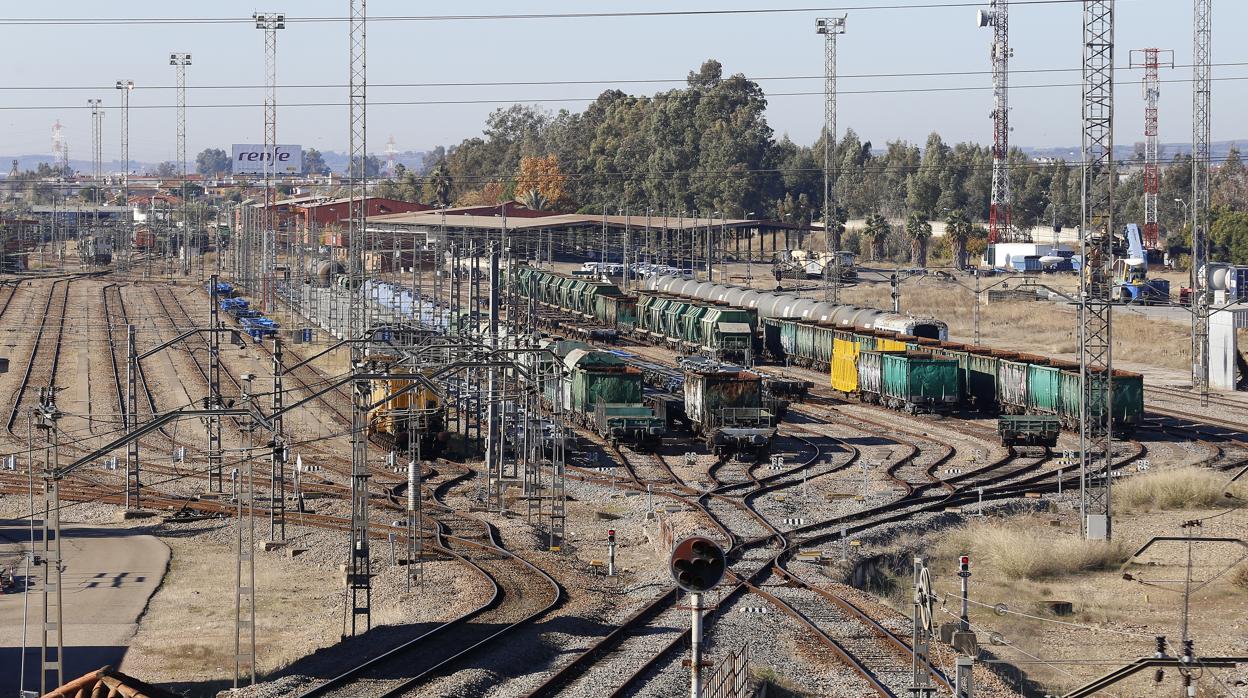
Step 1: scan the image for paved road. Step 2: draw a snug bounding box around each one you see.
[0,520,169,695]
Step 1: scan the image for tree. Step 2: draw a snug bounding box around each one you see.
[514,154,566,209]
[153,161,178,178]
[350,154,382,179]
[1211,208,1248,264]
[826,205,847,251]
[517,188,550,211]
[863,213,890,262]
[303,148,329,176]
[195,148,231,176]
[424,161,452,207]
[905,212,933,266]
[945,209,974,268]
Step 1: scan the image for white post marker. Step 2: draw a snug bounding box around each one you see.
[690,591,703,698]
[607,528,616,576]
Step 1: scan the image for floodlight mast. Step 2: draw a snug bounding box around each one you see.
[816,15,847,303]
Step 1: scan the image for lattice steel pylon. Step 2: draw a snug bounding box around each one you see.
[1079,0,1117,541]
[816,16,846,303]
[345,0,372,637]
[1129,49,1173,252]
[254,13,284,309]
[115,80,133,272]
[1191,0,1211,405]
[979,0,1021,244]
[171,53,191,276]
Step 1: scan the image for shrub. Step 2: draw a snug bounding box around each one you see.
[941,521,1129,581]
[1113,468,1242,512]
[1233,564,1248,593]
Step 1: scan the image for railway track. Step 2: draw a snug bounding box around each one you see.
[5,277,72,439]
[294,478,562,698]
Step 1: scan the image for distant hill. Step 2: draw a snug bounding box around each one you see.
[1020,140,1244,162]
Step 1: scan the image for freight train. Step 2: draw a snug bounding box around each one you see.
[762,317,1142,434]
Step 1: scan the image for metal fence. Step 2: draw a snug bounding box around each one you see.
[702,643,750,698]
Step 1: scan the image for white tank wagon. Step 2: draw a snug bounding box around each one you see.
[643,275,948,341]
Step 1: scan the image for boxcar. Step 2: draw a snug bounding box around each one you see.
[681,357,776,458]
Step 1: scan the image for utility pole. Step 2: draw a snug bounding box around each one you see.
[1130,49,1173,252]
[209,278,224,492]
[979,0,1017,244]
[1079,0,1116,541]
[1191,0,1212,407]
[115,80,134,273]
[816,15,846,303]
[270,337,285,542]
[88,99,103,263]
[234,374,257,687]
[345,0,371,636]
[126,324,141,509]
[35,392,63,694]
[254,13,284,310]
[171,53,192,276]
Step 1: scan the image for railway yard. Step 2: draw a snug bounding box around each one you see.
[0,259,1245,698]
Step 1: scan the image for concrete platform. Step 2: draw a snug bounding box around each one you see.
[0,520,169,696]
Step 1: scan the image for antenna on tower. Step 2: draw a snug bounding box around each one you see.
[1129,49,1174,252]
[52,120,68,175]
[978,0,1022,243]
[385,135,398,177]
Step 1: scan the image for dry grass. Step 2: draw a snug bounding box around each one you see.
[1233,564,1248,592]
[835,278,1191,371]
[1113,467,1243,512]
[938,518,1130,581]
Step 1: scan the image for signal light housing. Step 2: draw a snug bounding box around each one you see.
[669,536,726,593]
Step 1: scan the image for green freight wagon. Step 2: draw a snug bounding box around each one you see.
[878,351,961,413]
[593,403,665,447]
[562,348,646,424]
[965,348,1004,412]
[597,293,637,330]
[1026,361,1068,416]
[700,306,757,364]
[680,357,776,458]
[1056,367,1144,435]
[998,414,1060,448]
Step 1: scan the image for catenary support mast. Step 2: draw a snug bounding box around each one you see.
[1079,0,1116,540]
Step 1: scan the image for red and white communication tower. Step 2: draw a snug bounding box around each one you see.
[1130,49,1174,251]
[978,0,1016,243]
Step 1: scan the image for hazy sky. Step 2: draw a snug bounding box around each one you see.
[5,1,1243,163]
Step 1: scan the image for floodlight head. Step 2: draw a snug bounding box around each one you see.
[977,9,994,27]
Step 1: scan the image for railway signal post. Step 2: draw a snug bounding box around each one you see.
[607,529,616,576]
[670,536,726,698]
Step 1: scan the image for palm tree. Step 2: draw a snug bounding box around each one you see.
[905,212,933,267]
[863,213,889,262]
[517,188,549,211]
[825,204,847,252]
[428,161,452,208]
[945,209,973,269]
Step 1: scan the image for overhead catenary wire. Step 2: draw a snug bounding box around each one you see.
[6,73,1248,112]
[5,60,1246,92]
[0,2,1120,26]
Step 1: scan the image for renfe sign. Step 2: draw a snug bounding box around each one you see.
[231,144,303,175]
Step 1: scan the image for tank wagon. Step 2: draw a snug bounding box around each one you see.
[645,274,948,341]
[678,356,776,459]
